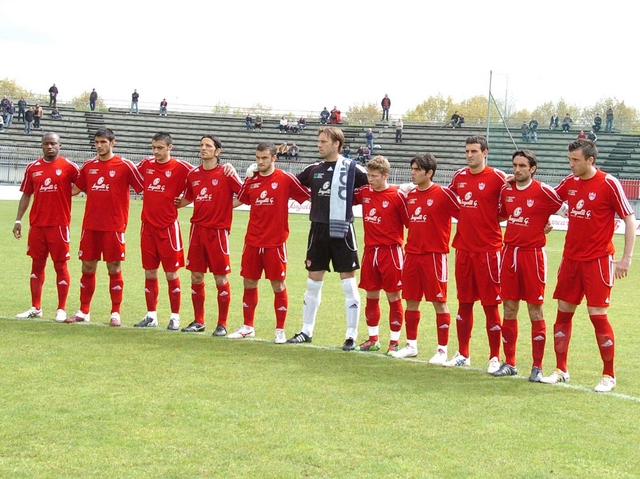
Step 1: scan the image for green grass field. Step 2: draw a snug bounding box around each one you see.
[1,198,640,478]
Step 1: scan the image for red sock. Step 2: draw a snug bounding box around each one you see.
[168,278,181,315]
[483,304,502,359]
[388,299,404,333]
[590,314,615,377]
[531,319,546,369]
[365,298,381,341]
[274,289,288,330]
[554,310,574,372]
[502,318,518,366]
[405,310,420,341]
[436,312,451,346]
[191,282,205,325]
[216,282,231,327]
[30,257,46,310]
[145,277,159,312]
[79,272,96,314]
[53,261,70,311]
[109,271,123,314]
[242,287,258,328]
[456,302,474,358]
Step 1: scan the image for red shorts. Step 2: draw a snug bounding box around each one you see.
[78,229,126,262]
[140,221,185,272]
[455,250,501,305]
[359,245,403,292]
[553,256,613,308]
[241,244,288,281]
[27,225,71,262]
[186,224,231,275]
[402,252,448,302]
[500,245,547,304]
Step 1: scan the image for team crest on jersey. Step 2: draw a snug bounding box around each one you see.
[478,182,486,190]
[382,200,389,208]
[165,171,172,178]
[427,199,434,207]
[109,170,116,177]
[527,199,534,207]
[55,169,62,176]
[212,179,218,186]
[588,192,596,201]
[513,207,522,217]
[271,182,278,189]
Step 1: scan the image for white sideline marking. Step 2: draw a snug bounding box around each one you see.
[4,315,640,402]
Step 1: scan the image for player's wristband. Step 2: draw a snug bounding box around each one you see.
[14,220,21,224]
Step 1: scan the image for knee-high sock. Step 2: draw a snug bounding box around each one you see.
[53,260,70,311]
[436,312,451,347]
[590,314,615,377]
[145,277,159,312]
[502,318,518,366]
[531,319,546,369]
[389,299,404,343]
[274,289,288,330]
[30,257,47,310]
[191,282,205,325]
[216,283,231,327]
[301,279,323,337]
[79,272,96,314]
[405,309,420,341]
[168,278,181,315]
[456,302,474,358]
[342,277,361,339]
[109,271,123,314]
[365,297,381,341]
[483,304,502,359]
[554,310,574,372]
[242,287,258,328]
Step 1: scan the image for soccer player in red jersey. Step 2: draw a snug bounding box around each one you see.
[393,153,460,363]
[176,135,242,337]
[14,132,79,322]
[65,128,144,326]
[494,150,563,380]
[352,155,408,355]
[445,136,506,373]
[134,133,193,331]
[541,139,636,392]
[228,141,310,343]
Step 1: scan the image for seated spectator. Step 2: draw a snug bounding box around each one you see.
[577,130,587,139]
[593,113,602,132]
[562,113,573,132]
[329,106,341,124]
[0,115,4,132]
[254,115,263,131]
[342,144,351,158]
[287,143,300,161]
[298,116,307,131]
[450,111,461,128]
[456,114,465,128]
[279,116,288,132]
[587,130,598,142]
[320,107,330,124]
[276,142,289,159]
[245,113,253,130]
[289,118,299,134]
[51,108,62,120]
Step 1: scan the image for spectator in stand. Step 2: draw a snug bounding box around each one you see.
[605,107,614,133]
[298,116,307,131]
[450,111,461,128]
[24,107,34,134]
[6,102,15,127]
[457,114,465,128]
[1,95,10,123]
[245,113,253,130]
[549,113,559,131]
[561,113,573,132]
[320,107,330,125]
[289,118,300,134]
[577,130,587,139]
[287,143,300,161]
[593,113,602,133]
[276,142,289,159]
[159,99,168,116]
[33,103,43,129]
[49,84,58,107]
[396,118,404,143]
[381,94,391,120]
[279,116,288,132]
[51,108,62,120]
[17,97,27,122]
[130,89,139,114]
[365,128,374,150]
[362,146,371,164]
[521,121,530,142]
[342,144,351,158]
[329,106,341,124]
[587,130,598,142]
[0,115,4,132]
[89,89,98,111]
[254,115,263,131]
[529,117,539,142]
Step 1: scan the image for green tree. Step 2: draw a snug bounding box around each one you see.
[455,95,501,125]
[344,102,380,125]
[71,90,106,110]
[405,94,453,123]
[0,78,39,102]
[232,103,273,117]
[212,102,231,115]
[582,98,639,133]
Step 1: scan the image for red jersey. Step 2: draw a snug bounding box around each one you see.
[137,157,193,228]
[555,169,634,261]
[353,184,408,248]
[405,184,460,254]
[20,156,79,227]
[238,169,310,247]
[184,164,242,230]
[499,180,563,249]
[449,165,506,252]
[75,155,144,232]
